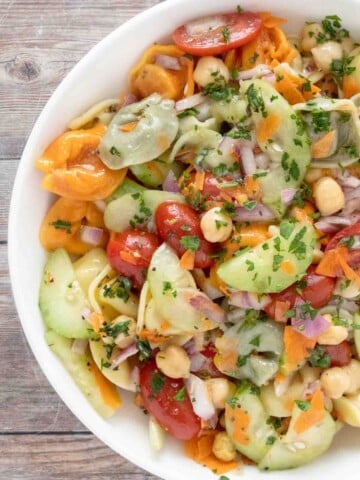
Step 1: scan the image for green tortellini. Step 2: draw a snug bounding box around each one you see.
[99,93,179,169]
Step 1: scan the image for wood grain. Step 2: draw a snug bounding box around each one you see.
[1,0,163,478]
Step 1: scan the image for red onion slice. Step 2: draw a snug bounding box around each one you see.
[71,338,89,355]
[234,204,276,223]
[110,343,138,370]
[229,291,271,310]
[281,188,297,206]
[185,374,216,420]
[238,64,272,80]
[80,225,104,246]
[155,54,181,71]
[290,299,330,339]
[239,146,256,176]
[162,170,180,193]
[190,352,208,372]
[315,216,352,233]
[175,93,204,112]
[189,292,226,324]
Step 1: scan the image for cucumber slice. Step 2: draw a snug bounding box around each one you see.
[105,178,146,203]
[225,382,277,463]
[217,221,315,293]
[39,249,92,338]
[104,189,185,232]
[45,330,119,418]
[259,404,336,470]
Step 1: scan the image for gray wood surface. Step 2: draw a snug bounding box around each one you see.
[0,1,163,478]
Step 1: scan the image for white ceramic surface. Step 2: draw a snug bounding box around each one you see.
[8,0,360,479]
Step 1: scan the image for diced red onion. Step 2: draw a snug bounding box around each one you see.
[195,100,211,121]
[175,93,204,112]
[229,291,271,310]
[81,307,92,323]
[263,73,276,84]
[189,293,226,324]
[218,136,241,156]
[185,374,216,420]
[239,146,256,176]
[93,200,106,212]
[155,54,181,70]
[190,352,208,372]
[80,225,104,246]
[193,268,223,300]
[255,152,270,170]
[315,216,352,233]
[291,299,330,339]
[121,93,138,107]
[71,338,89,355]
[162,170,180,193]
[238,64,272,80]
[110,343,138,370]
[342,197,360,216]
[336,172,360,189]
[234,204,276,223]
[302,379,321,399]
[281,188,297,206]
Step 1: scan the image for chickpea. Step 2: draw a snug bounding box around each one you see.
[312,176,345,216]
[101,315,136,349]
[343,360,360,394]
[193,56,230,88]
[304,168,323,184]
[300,23,325,52]
[205,378,236,409]
[311,41,343,72]
[212,432,237,462]
[320,367,351,399]
[200,207,233,243]
[155,344,191,379]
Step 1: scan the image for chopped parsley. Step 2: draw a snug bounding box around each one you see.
[273,254,284,272]
[322,15,349,41]
[243,200,257,211]
[308,345,331,368]
[129,192,152,228]
[177,107,199,119]
[180,235,200,251]
[202,73,236,102]
[339,235,355,248]
[173,386,186,402]
[266,436,277,445]
[50,219,72,234]
[237,355,249,367]
[162,281,177,297]
[245,259,255,271]
[331,57,355,83]
[137,339,151,361]
[195,147,212,167]
[215,219,229,229]
[110,146,122,157]
[100,358,111,370]
[311,110,331,133]
[101,320,130,339]
[102,276,132,302]
[226,122,252,140]
[249,334,261,347]
[220,202,236,217]
[288,226,307,260]
[295,400,312,412]
[221,26,230,43]
[150,373,165,395]
[245,83,267,118]
[344,145,358,158]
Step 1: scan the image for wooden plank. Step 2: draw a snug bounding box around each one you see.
[0,434,159,480]
[0,160,18,241]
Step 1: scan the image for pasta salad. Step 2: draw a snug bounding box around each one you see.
[36,8,360,473]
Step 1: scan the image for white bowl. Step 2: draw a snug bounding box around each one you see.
[8,0,360,478]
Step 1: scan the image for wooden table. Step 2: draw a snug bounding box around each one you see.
[1,1,162,478]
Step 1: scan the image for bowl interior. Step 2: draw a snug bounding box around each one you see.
[8,0,360,479]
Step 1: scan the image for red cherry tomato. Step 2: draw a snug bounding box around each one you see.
[180,172,227,209]
[323,341,352,367]
[172,11,262,56]
[326,222,360,251]
[139,360,201,440]
[265,266,335,319]
[155,201,215,268]
[107,230,160,289]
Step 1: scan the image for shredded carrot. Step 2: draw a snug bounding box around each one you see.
[119,121,138,132]
[180,249,195,270]
[223,49,238,70]
[337,248,360,287]
[311,130,337,159]
[343,75,360,99]
[291,202,315,224]
[282,326,316,374]
[256,113,280,143]
[274,68,321,105]
[89,312,104,333]
[89,361,122,410]
[274,300,291,323]
[223,224,270,259]
[244,175,261,200]
[280,259,296,275]
[194,170,205,191]
[184,431,238,474]
[225,403,250,446]
[138,328,168,343]
[316,248,343,277]
[260,11,287,28]
[294,387,325,434]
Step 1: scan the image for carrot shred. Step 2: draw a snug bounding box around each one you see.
[337,248,360,287]
[194,170,205,191]
[89,312,104,333]
[225,403,250,446]
[274,69,321,105]
[291,202,315,224]
[89,361,122,410]
[256,113,280,144]
[223,49,238,70]
[119,121,138,132]
[282,326,316,374]
[180,249,195,270]
[138,328,168,344]
[260,11,287,28]
[316,247,344,278]
[184,431,238,474]
[294,387,325,434]
[311,130,337,159]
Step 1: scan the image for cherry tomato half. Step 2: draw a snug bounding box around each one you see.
[107,230,160,289]
[155,201,215,268]
[265,266,336,319]
[172,11,262,56]
[323,341,352,367]
[326,222,360,251]
[139,359,201,440]
[180,172,226,209]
